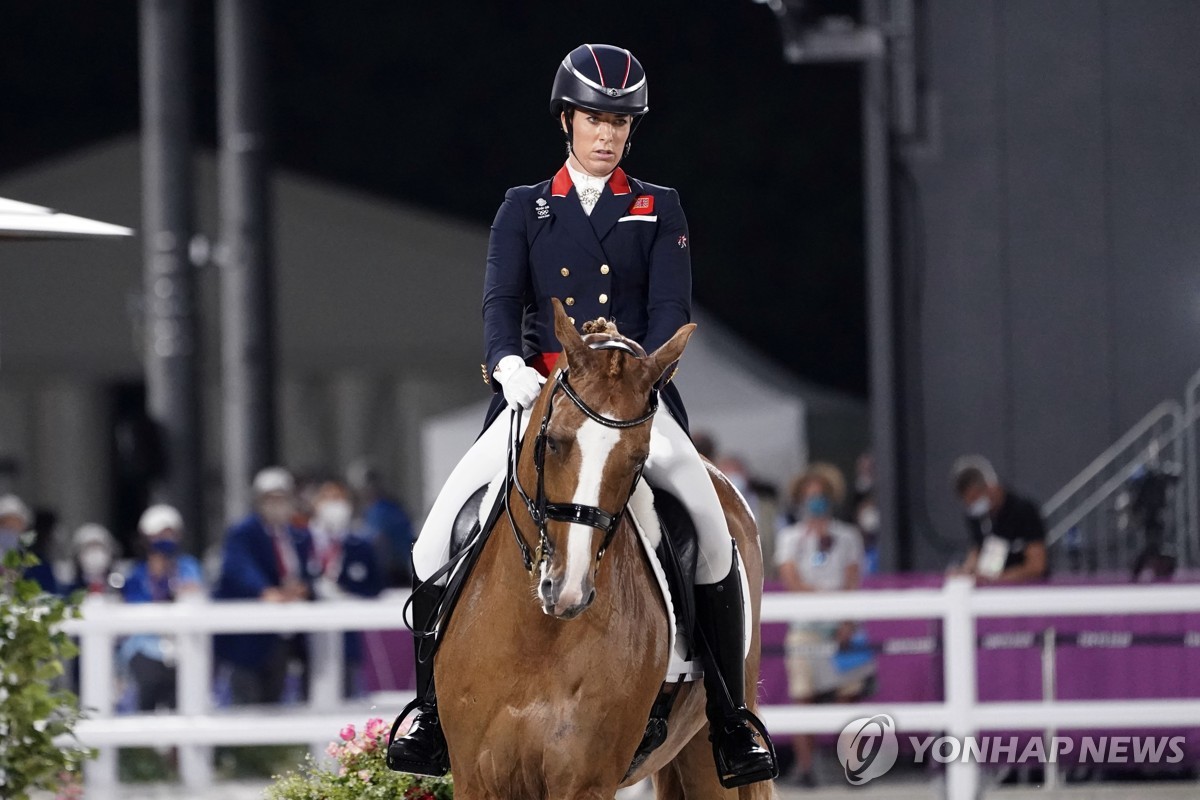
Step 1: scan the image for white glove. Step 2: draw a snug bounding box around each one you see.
[493,355,546,409]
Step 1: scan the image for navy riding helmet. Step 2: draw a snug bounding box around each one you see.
[551,44,649,157]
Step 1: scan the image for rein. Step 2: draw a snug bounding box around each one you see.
[505,367,659,575]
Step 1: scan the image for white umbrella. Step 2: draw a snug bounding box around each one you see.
[0,197,133,239]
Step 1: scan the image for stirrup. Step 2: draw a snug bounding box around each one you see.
[710,708,780,789]
[386,696,450,776]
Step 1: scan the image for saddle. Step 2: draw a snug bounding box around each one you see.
[448,480,698,644]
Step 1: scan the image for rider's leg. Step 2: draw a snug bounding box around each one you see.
[643,411,779,788]
[389,409,521,776]
[386,579,449,775]
[411,410,520,584]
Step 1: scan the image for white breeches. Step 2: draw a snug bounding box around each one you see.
[412,407,735,586]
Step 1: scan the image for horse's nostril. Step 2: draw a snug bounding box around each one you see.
[586,588,596,605]
[540,578,554,597]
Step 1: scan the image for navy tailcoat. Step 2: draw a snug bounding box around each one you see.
[481,165,691,429]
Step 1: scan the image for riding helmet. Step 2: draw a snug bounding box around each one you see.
[550,44,649,119]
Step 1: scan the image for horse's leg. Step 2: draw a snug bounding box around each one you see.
[656,728,733,800]
[651,759,684,800]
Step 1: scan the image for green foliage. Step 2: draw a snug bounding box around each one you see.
[0,547,93,800]
[264,717,453,800]
[215,744,309,780]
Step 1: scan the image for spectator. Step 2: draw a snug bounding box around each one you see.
[852,453,881,574]
[0,495,58,593]
[28,508,62,594]
[119,504,203,711]
[69,523,121,596]
[775,463,875,786]
[310,480,384,697]
[347,460,414,588]
[853,494,881,575]
[213,467,315,705]
[950,455,1047,583]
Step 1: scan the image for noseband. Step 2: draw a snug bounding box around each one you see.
[506,362,659,576]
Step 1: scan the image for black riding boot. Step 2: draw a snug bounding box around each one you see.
[694,547,779,788]
[386,584,450,776]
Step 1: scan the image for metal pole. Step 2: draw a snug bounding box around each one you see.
[140,0,204,550]
[217,0,276,523]
[1041,627,1059,789]
[862,0,905,571]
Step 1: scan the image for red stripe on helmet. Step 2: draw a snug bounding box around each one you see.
[585,43,606,87]
[622,50,632,88]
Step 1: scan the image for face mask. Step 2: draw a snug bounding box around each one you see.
[151,539,180,557]
[316,500,353,534]
[967,497,992,519]
[260,498,294,526]
[79,547,111,578]
[857,506,881,533]
[804,495,831,519]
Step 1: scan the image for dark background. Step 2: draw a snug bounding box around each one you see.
[2,0,865,394]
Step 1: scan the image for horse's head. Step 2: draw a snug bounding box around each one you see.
[520,298,695,619]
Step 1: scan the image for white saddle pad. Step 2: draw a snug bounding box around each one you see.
[625,478,752,683]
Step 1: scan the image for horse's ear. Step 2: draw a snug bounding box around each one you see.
[644,323,697,386]
[551,298,589,369]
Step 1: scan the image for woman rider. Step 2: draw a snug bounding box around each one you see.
[388,44,778,789]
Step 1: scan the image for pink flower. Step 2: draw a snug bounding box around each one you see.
[345,741,363,756]
[338,766,348,777]
[365,717,388,739]
[361,736,378,752]
[339,724,356,742]
[358,769,372,783]
[325,743,341,758]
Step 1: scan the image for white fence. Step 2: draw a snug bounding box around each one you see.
[63,578,1200,799]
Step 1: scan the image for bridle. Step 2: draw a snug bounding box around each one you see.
[505,350,659,576]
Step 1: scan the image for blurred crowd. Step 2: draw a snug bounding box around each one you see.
[0,461,416,711]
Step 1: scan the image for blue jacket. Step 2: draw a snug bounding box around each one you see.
[361,497,414,586]
[213,514,316,669]
[481,165,690,428]
[335,534,384,665]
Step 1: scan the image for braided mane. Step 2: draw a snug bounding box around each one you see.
[578,317,647,378]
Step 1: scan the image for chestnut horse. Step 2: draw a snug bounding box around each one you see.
[435,299,774,800]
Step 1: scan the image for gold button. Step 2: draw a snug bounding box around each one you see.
[561,267,570,277]
[569,317,575,325]
[565,297,575,306]
[599,293,609,304]
[600,264,610,275]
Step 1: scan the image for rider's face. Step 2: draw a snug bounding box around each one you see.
[562,109,632,176]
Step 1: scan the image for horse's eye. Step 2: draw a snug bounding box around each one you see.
[545,436,560,455]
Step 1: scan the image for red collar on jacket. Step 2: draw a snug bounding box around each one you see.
[551,165,632,198]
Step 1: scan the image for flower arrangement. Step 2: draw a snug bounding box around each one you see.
[265,716,453,800]
[0,547,92,800]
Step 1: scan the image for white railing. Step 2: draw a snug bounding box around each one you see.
[1040,400,1186,572]
[63,580,1200,800]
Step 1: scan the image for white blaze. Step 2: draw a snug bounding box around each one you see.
[558,418,621,605]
